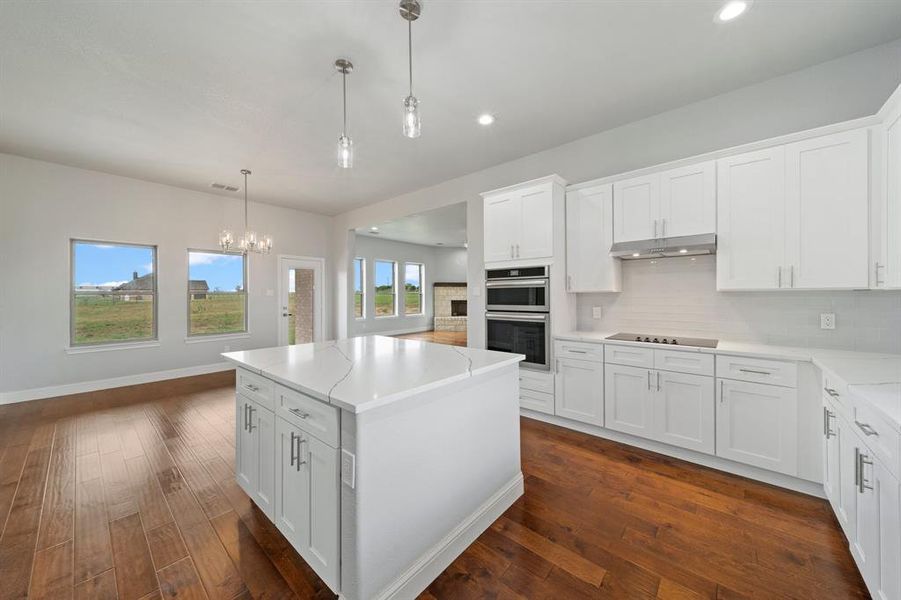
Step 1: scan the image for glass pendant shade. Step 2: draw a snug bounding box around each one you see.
[219,229,234,250]
[219,169,272,254]
[337,134,354,169]
[403,95,421,138]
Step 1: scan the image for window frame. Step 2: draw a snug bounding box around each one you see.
[373,259,398,318]
[353,257,366,320]
[69,238,159,347]
[186,248,248,338]
[403,262,425,316]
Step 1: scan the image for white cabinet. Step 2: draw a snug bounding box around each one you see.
[554,357,604,426]
[482,177,562,264]
[612,160,716,243]
[715,379,798,475]
[613,174,658,243]
[235,394,275,519]
[659,160,717,238]
[785,129,869,289]
[652,370,715,455]
[604,363,654,438]
[716,147,786,290]
[274,417,340,591]
[565,184,621,292]
[877,91,901,289]
[717,130,869,290]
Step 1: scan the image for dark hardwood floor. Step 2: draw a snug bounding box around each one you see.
[0,373,866,599]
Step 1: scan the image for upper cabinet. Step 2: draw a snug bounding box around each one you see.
[565,184,621,292]
[717,129,869,290]
[483,176,564,265]
[876,88,901,289]
[612,160,716,243]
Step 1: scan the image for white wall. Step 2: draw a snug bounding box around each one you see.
[331,39,901,345]
[0,154,333,396]
[575,256,901,353]
[351,235,466,336]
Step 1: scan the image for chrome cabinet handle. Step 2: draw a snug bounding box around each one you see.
[245,383,260,392]
[567,349,587,354]
[875,262,885,286]
[858,450,873,493]
[246,406,256,431]
[790,265,794,288]
[647,370,652,390]
[289,431,297,466]
[719,380,724,402]
[243,403,250,432]
[656,371,661,392]
[778,266,782,288]
[288,407,310,420]
[824,387,839,398]
[296,437,307,471]
[854,447,860,487]
[739,368,772,376]
[823,407,835,438]
[855,421,879,437]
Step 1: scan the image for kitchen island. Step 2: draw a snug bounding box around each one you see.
[222,335,524,600]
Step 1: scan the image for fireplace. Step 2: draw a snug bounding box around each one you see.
[451,299,467,317]
[433,282,467,332]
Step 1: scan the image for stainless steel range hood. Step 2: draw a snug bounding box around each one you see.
[610,233,716,259]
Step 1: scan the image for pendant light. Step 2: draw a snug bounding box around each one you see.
[335,58,354,168]
[399,0,422,138]
[220,169,272,254]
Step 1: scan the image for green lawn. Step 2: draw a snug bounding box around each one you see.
[73,295,154,343]
[372,292,421,316]
[189,293,246,335]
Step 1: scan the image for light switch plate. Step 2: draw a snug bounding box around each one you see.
[341,449,356,488]
[592,306,603,319]
[820,313,836,330]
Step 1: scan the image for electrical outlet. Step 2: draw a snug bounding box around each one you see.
[592,306,603,319]
[820,313,836,330]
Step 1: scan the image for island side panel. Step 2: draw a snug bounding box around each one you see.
[344,363,523,600]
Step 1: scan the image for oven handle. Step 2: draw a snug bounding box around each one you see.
[486,312,549,322]
[485,279,549,288]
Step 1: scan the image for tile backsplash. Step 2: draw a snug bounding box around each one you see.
[575,256,901,353]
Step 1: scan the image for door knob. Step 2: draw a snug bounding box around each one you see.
[283,312,294,317]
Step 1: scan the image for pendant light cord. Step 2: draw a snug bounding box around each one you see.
[243,171,249,235]
[408,19,413,95]
[342,70,348,135]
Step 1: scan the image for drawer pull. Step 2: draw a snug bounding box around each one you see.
[858,450,874,493]
[855,421,879,437]
[824,387,839,398]
[823,407,835,439]
[289,431,298,466]
[247,406,256,431]
[288,407,311,420]
[567,349,588,354]
[296,437,307,471]
[738,368,772,376]
[244,383,260,392]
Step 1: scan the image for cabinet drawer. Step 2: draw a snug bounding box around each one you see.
[520,389,554,415]
[716,355,797,388]
[605,344,654,368]
[275,384,340,448]
[555,340,603,362]
[654,350,714,376]
[236,368,275,411]
[853,401,901,480]
[822,370,851,416]
[519,369,554,394]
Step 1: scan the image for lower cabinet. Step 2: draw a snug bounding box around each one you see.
[555,357,604,426]
[604,363,653,438]
[235,394,275,519]
[823,399,855,537]
[715,379,798,475]
[274,417,340,592]
[652,370,715,454]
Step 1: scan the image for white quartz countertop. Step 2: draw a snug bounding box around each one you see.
[556,330,901,430]
[222,335,523,414]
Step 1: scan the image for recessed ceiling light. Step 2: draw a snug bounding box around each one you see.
[632,253,641,258]
[369,226,379,232]
[477,113,495,126]
[715,0,749,22]
[679,249,688,254]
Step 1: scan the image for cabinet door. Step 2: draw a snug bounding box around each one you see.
[518,185,554,260]
[785,129,869,289]
[613,174,659,243]
[883,105,901,288]
[483,193,518,262]
[837,415,859,543]
[554,357,603,426]
[274,417,310,549]
[715,379,798,475]
[823,402,841,511]
[253,404,275,519]
[875,459,901,600]
[653,371,714,455]
[565,185,620,292]
[659,160,716,238]
[235,395,257,497]
[716,147,786,290]
[853,442,879,590]
[305,435,340,591]
[604,364,653,438]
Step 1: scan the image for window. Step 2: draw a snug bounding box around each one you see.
[188,250,247,336]
[71,240,157,346]
[353,258,365,319]
[374,260,397,317]
[404,263,424,315]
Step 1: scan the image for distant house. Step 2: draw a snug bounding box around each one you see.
[190,279,209,300]
[113,271,209,301]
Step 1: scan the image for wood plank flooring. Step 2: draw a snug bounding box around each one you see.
[0,373,867,599]
[393,330,467,347]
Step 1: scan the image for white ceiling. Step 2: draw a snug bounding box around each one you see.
[2,2,901,216]
[356,201,466,247]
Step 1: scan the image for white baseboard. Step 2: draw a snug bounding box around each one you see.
[373,472,524,600]
[521,409,825,498]
[0,362,234,405]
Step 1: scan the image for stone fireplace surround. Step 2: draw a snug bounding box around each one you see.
[433,282,467,332]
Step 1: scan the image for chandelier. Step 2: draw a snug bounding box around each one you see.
[219,169,272,254]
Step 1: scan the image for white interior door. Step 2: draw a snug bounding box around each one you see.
[278,256,325,346]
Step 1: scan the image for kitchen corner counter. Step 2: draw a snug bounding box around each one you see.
[222,335,523,414]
